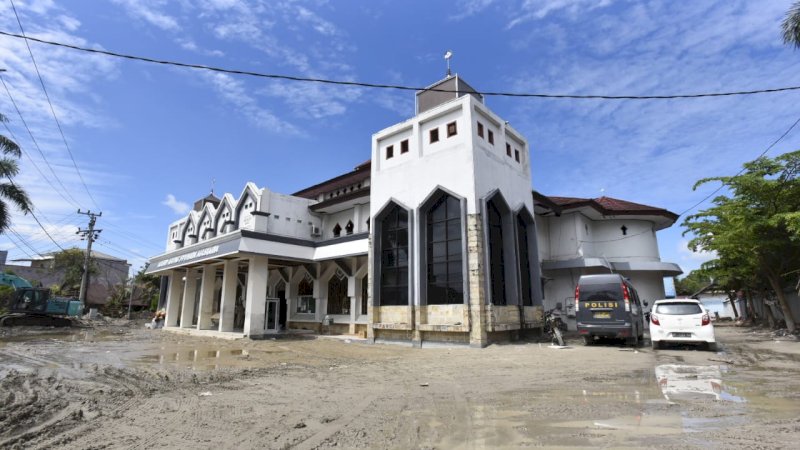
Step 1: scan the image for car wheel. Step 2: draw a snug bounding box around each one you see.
[707,342,718,352]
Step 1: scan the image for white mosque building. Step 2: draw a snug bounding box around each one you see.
[146,75,681,347]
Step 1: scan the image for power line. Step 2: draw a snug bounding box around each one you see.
[2,30,800,101]
[9,0,99,209]
[678,114,800,218]
[0,75,83,208]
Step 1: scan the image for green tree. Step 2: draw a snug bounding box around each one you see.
[784,1,800,48]
[0,113,32,233]
[52,248,96,294]
[673,269,714,297]
[683,151,800,332]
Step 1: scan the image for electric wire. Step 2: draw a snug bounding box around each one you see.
[677,114,800,218]
[2,30,800,101]
[9,0,99,209]
[0,75,83,208]
[6,227,39,258]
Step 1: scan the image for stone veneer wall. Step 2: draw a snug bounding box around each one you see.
[467,213,488,347]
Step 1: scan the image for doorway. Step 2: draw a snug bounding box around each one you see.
[277,286,287,330]
[264,299,279,333]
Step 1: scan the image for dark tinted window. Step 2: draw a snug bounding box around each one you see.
[427,194,463,305]
[580,283,622,302]
[656,303,703,315]
[487,200,506,305]
[380,205,409,306]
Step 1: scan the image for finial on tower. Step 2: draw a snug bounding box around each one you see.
[211,177,216,195]
[444,50,453,77]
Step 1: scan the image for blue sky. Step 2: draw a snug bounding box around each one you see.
[0,0,798,280]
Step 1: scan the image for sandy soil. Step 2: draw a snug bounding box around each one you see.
[1,322,798,449]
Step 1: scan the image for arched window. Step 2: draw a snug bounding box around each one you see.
[345,220,354,235]
[298,276,313,295]
[426,194,463,305]
[379,204,409,306]
[333,223,342,238]
[487,199,506,305]
[517,214,533,306]
[327,271,348,314]
[360,276,368,315]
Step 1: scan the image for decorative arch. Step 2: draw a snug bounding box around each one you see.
[196,205,214,241]
[180,213,199,246]
[214,194,236,235]
[514,205,543,307]
[419,187,467,306]
[234,183,261,229]
[483,190,519,306]
[372,199,413,307]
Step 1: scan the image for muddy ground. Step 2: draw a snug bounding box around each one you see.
[1,323,798,449]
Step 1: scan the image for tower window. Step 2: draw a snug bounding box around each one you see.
[514,149,520,162]
[386,145,394,159]
[400,139,409,154]
[345,220,354,235]
[430,128,439,143]
[477,122,484,138]
[506,143,512,157]
[621,225,628,236]
[488,130,494,145]
[447,121,457,137]
[333,223,342,238]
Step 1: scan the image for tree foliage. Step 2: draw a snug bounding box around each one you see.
[682,150,800,331]
[52,249,96,293]
[784,1,800,49]
[0,112,32,234]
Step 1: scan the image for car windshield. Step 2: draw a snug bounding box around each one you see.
[656,303,703,315]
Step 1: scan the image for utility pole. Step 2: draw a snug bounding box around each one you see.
[77,209,102,305]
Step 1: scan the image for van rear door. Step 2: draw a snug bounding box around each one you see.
[577,282,626,325]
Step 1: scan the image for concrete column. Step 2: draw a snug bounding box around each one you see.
[197,264,217,330]
[218,260,238,332]
[286,271,298,326]
[244,255,269,338]
[467,214,488,347]
[181,268,199,328]
[165,271,184,327]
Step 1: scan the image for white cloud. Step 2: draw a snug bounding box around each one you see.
[451,0,495,21]
[507,0,614,28]
[203,72,299,134]
[677,239,717,264]
[162,194,190,215]
[111,0,181,31]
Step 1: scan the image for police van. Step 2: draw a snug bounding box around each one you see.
[574,274,647,346]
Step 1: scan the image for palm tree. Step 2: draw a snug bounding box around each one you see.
[783,1,800,48]
[0,112,32,233]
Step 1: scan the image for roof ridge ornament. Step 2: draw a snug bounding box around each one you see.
[444,50,453,77]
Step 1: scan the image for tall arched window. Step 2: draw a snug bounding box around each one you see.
[345,220,354,235]
[333,223,342,238]
[487,199,506,305]
[427,194,463,304]
[380,205,409,306]
[517,214,533,306]
[360,276,368,315]
[327,271,348,314]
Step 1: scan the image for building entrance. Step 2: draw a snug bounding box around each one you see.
[264,299,279,333]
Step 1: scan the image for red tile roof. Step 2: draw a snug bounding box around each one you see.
[292,160,371,199]
[539,194,677,220]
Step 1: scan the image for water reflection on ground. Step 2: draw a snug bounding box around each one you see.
[655,364,746,403]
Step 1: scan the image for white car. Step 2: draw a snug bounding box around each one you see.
[650,299,716,351]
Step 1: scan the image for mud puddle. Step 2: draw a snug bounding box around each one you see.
[132,345,275,370]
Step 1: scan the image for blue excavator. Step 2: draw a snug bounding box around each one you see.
[0,273,82,327]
